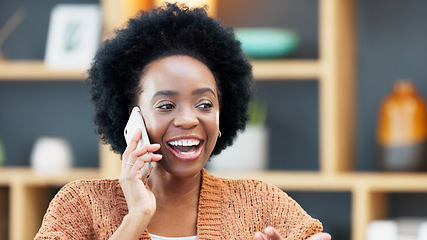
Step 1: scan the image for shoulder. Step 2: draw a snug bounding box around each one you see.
[55,178,122,202]
[36,179,126,239]
[61,178,119,192]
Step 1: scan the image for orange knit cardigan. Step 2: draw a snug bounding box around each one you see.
[35,169,322,239]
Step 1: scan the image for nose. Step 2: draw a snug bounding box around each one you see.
[173,106,199,129]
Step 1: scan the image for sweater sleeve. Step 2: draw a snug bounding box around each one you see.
[34,181,96,240]
[263,182,323,240]
[219,176,323,239]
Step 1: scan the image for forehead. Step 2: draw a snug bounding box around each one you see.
[140,55,217,93]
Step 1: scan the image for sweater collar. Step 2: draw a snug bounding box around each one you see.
[196,169,223,239]
[119,169,223,239]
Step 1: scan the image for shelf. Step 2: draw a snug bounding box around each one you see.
[0,59,319,81]
[0,167,101,186]
[0,61,87,80]
[2,167,427,192]
[251,59,320,80]
[208,170,427,192]
[209,170,352,191]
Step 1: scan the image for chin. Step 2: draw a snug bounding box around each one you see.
[158,158,207,179]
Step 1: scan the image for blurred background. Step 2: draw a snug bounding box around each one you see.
[0,0,427,240]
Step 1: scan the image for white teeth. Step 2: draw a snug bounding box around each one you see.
[168,139,200,146]
[180,150,197,155]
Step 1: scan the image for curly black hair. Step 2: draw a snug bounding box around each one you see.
[87,3,254,156]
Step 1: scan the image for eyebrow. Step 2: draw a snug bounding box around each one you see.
[152,90,179,99]
[191,88,216,97]
[152,88,216,99]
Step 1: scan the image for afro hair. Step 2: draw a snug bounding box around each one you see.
[87,3,254,156]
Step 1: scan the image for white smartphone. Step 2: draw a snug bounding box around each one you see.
[124,106,156,184]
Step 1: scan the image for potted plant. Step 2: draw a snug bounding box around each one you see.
[207,100,269,171]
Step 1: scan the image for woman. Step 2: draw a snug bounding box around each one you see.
[35,3,331,240]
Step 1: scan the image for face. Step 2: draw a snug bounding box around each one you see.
[137,55,220,178]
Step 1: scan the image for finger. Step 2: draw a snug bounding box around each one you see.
[122,129,143,169]
[307,233,332,240]
[133,143,161,157]
[132,153,163,173]
[124,144,161,171]
[264,226,284,240]
[254,232,268,240]
[126,129,143,153]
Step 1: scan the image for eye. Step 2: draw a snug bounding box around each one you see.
[157,102,175,110]
[197,101,213,109]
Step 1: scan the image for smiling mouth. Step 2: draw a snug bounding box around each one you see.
[167,139,202,155]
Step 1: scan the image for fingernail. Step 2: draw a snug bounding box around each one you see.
[265,226,274,237]
[254,232,263,240]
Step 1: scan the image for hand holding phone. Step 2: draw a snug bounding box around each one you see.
[124,107,156,184]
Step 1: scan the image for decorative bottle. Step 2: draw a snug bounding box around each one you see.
[377,80,427,171]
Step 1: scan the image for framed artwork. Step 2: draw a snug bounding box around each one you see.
[44,4,101,70]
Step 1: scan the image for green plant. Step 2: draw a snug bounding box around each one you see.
[248,100,267,125]
[0,137,5,166]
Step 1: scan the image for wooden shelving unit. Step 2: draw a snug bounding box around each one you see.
[0,1,425,240]
[0,168,100,240]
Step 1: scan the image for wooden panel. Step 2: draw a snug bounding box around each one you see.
[10,183,52,240]
[208,171,354,191]
[100,143,122,179]
[18,186,51,240]
[208,171,427,192]
[0,61,86,80]
[252,60,320,80]
[0,60,321,82]
[352,186,388,240]
[319,0,356,173]
[0,167,100,186]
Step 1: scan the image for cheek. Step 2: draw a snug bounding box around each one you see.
[138,103,166,144]
[205,112,220,139]
[143,115,168,144]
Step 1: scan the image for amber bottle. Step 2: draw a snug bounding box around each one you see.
[377,80,427,171]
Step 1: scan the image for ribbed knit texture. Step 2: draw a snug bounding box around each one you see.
[35,169,322,239]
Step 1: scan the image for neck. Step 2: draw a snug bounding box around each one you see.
[148,168,202,207]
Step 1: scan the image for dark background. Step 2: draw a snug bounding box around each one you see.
[1,0,427,239]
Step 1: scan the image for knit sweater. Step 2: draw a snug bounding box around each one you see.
[35,169,322,239]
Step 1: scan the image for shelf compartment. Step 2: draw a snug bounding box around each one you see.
[0,61,87,81]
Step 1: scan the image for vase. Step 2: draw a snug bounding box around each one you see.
[377,80,427,171]
[30,137,74,174]
[207,125,269,171]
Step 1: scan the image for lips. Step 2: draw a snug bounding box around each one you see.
[167,137,204,161]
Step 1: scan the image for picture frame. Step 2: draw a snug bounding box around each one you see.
[44,4,102,70]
